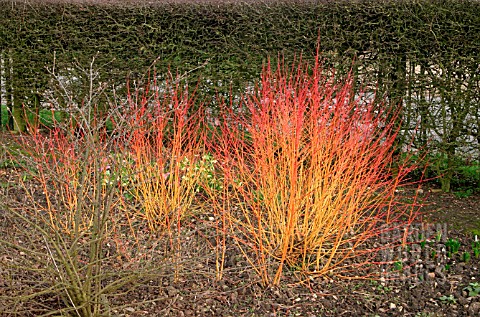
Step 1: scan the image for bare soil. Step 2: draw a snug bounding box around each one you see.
[1,132,479,317]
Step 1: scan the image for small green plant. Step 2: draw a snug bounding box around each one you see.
[457,164,480,191]
[464,282,480,298]
[415,313,436,317]
[474,248,480,258]
[438,294,456,305]
[99,153,137,200]
[454,188,473,198]
[418,233,427,249]
[377,284,393,293]
[393,261,403,271]
[180,153,223,193]
[462,251,471,263]
[0,158,21,169]
[371,281,392,294]
[445,238,461,257]
[472,237,480,258]
[414,153,479,193]
[420,240,427,249]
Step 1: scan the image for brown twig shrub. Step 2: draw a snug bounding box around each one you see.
[0,103,170,316]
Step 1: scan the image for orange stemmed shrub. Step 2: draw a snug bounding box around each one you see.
[122,77,206,234]
[213,56,419,285]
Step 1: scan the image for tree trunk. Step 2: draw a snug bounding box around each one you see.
[6,49,14,130]
[0,50,3,129]
[12,92,26,133]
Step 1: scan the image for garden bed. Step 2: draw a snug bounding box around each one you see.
[1,135,480,317]
[1,54,479,316]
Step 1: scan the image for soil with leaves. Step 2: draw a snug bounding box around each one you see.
[0,149,479,317]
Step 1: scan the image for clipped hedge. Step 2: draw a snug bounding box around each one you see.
[1,0,478,103]
[1,0,479,190]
